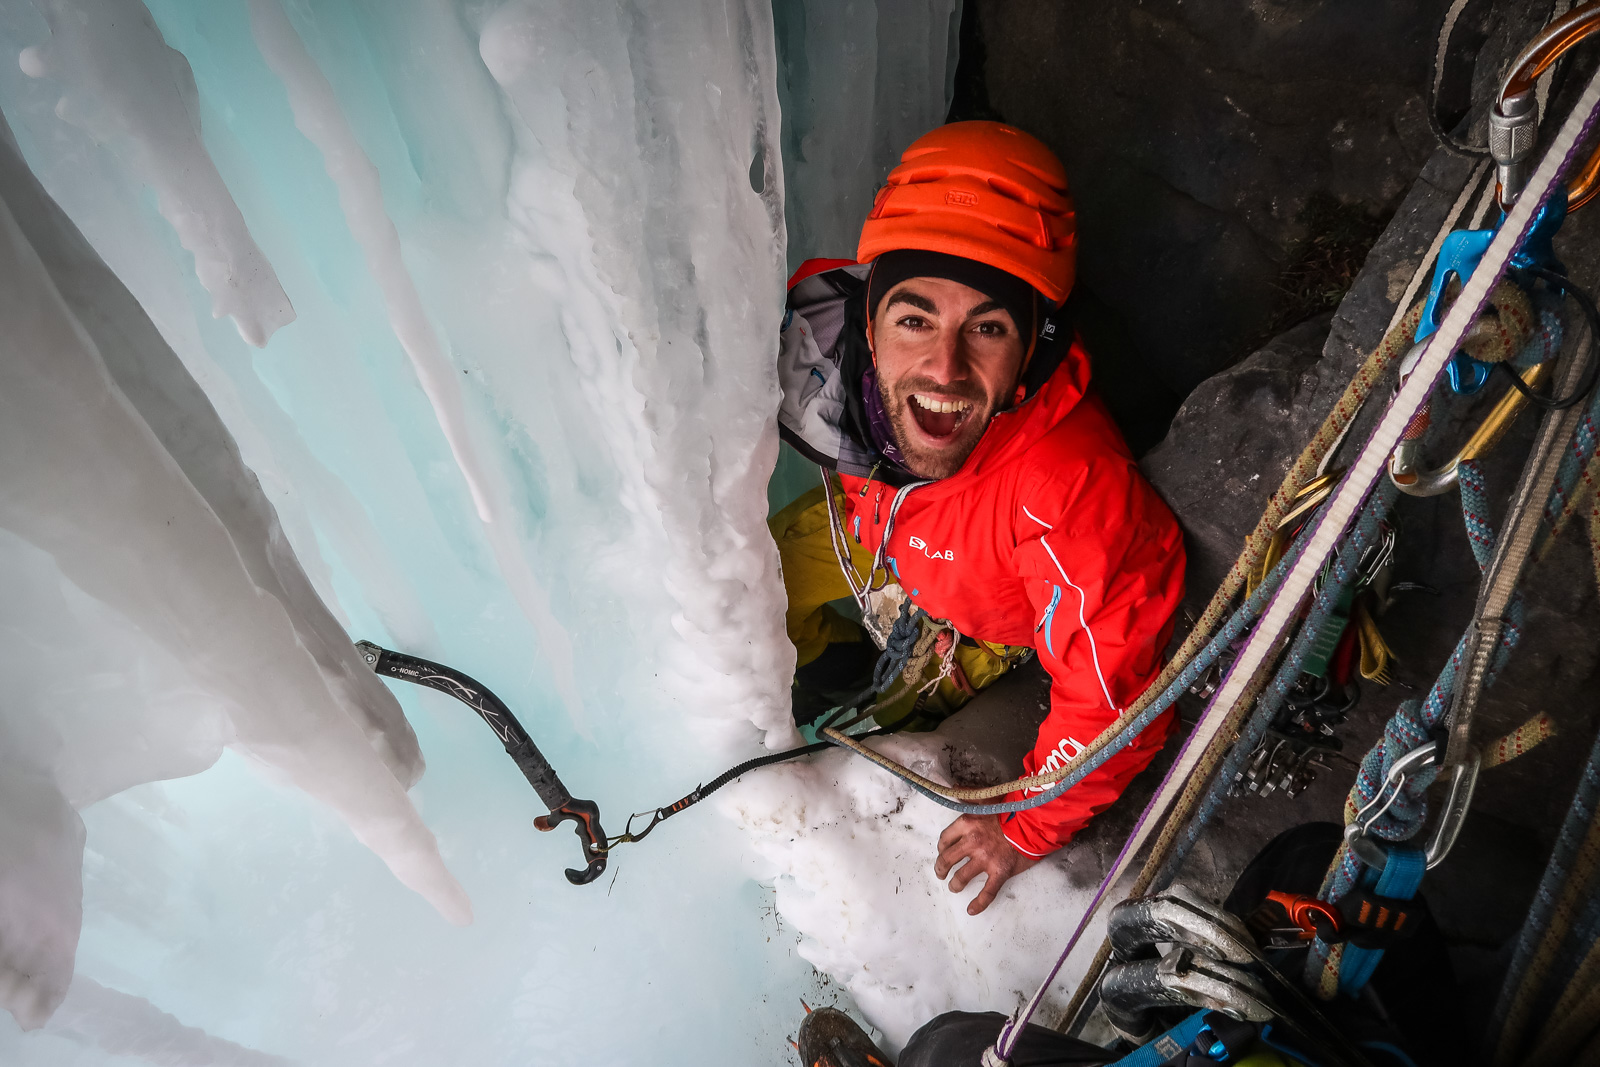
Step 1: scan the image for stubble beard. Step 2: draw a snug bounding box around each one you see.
[879,375,1000,480]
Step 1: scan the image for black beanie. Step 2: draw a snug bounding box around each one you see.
[865,249,1040,340]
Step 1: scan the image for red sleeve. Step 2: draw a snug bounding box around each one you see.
[999,466,1185,858]
[787,257,858,290]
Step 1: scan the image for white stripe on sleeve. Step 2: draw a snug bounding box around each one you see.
[1039,535,1122,713]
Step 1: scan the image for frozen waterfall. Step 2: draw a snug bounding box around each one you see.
[0,1,1102,1063]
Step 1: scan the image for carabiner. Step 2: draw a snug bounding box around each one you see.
[1389,356,1555,496]
[1343,741,1439,870]
[1424,750,1482,869]
[1493,0,1600,209]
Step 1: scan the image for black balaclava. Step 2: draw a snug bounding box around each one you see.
[833,250,1070,485]
[865,249,1040,343]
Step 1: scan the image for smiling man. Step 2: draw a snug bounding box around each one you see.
[772,121,1185,915]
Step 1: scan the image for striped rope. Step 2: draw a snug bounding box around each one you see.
[1152,484,1399,889]
[1306,458,1527,992]
[1540,378,1600,540]
[1592,480,1600,592]
[1489,723,1600,1063]
[1481,712,1557,770]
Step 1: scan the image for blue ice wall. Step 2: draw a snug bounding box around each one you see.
[0,0,958,1063]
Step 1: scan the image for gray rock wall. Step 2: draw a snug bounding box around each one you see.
[965,0,1600,1006]
[971,0,1450,407]
[1139,99,1600,1003]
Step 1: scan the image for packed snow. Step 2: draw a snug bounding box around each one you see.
[0,0,1109,1063]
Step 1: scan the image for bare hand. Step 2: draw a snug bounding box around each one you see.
[934,814,1039,915]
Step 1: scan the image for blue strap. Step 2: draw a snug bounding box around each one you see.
[1107,1010,1210,1067]
[1337,846,1426,996]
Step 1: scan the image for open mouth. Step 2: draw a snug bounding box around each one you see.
[907,393,974,441]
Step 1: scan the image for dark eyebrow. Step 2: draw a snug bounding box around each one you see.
[885,290,937,314]
[965,299,1004,319]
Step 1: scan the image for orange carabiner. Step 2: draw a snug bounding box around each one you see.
[1493,1,1600,209]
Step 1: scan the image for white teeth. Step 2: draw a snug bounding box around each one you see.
[912,394,971,415]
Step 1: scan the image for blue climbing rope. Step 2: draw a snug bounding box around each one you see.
[871,598,925,693]
[1485,717,1600,1050]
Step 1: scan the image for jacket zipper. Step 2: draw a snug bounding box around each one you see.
[1036,584,1063,656]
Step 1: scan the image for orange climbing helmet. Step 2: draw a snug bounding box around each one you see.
[856,121,1076,304]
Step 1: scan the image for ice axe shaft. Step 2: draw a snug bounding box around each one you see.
[355,641,607,885]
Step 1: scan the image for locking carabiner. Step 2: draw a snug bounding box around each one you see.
[1492,0,1600,209]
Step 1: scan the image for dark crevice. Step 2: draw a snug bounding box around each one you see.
[945,1,1003,124]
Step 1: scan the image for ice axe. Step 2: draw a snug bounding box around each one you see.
[355,641,608,885]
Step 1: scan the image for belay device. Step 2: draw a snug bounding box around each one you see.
[355,641,608,885]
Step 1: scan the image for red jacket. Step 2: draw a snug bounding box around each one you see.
[779,261,1185,856]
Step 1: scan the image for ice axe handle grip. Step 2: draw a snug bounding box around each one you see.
[535,798,608,885]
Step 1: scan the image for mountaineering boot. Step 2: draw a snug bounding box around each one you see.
[797,1007,895,1067]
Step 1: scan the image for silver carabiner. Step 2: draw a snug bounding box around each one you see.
[1425,750,1482,869]
[1343,741,1439,870]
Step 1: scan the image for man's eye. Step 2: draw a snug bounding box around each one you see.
[974,320,1007,336]
[897,315,928,330]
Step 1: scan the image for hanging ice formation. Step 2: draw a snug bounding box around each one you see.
[0,1,1097,1063]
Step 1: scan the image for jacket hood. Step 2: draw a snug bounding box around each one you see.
[778,260,1088,488]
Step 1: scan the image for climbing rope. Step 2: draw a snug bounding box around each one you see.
[1487,717,1600,1063]
[1027,69,1600,1058]
[1303,284,1596,996]
[823,535,1307,816]
[1481,712,1557,770]
[871,598,922,692]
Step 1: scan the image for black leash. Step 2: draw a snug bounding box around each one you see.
[358,641,896,877]
[1500,266,1600,409]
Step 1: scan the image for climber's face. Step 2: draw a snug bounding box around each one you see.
[872,276,1025,480]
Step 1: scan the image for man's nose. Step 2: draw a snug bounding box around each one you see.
[921,328,969,385]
